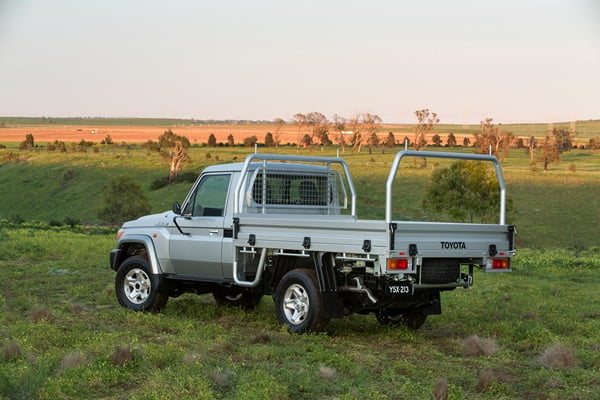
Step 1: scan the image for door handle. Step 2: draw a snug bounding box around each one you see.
[209,230,219,236]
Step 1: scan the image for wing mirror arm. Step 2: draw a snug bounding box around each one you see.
[172,202,182,215]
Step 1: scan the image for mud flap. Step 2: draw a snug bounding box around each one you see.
[321,292,345,319]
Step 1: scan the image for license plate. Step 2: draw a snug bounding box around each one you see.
[385,283,413,296]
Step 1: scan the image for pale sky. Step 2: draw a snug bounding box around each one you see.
[0,0,598,124]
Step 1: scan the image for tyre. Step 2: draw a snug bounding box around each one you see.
[212,291,263,310]
[115,257,168,312]
[375,308,427,330]
[275,269,329,333]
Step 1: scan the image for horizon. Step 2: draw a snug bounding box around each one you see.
[1,1,599,124]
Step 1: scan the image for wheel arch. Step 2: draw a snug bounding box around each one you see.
[113,235,163,274]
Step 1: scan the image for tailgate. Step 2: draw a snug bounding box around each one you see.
[392,221,515,271]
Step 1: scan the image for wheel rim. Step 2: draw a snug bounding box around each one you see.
[283,283,309,325]
[124,268,151,305]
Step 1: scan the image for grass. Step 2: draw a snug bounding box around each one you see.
[0,225,598,399]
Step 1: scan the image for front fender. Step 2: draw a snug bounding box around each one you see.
[113,234,163,275]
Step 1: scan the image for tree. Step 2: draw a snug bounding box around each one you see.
[98,175,152,224]
[446,132,457,147]
[473,118,514,161]
[332,114,348,153]
[273,118,286,147]
[301,134,312,147]
[385,132,396,149]
[349,115,363,153]
[362,113,382,154]
[537,128,573,171]
[413,109,439,167]
[243,135,258,147]
[423,161,502,223]
[19,134,34,150]
[366,132,380,154]
[293,113,307,149]
[207,133,217,147]
[157,129,190,184]
[431,134,442,147]
[226,134,235,147]
[414,109,439,151]
[305,112,329,147]
[264,132,275,147]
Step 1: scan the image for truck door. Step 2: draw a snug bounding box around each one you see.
[169,173,231,280]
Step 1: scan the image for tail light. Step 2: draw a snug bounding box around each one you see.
[492,258,510,269]
[387,258,409,270]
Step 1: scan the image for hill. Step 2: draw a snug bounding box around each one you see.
[0,145,598,249]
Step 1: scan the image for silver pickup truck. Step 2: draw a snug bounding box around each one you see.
[109,150,515,332]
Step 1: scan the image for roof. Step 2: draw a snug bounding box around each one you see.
[202,161,333,174]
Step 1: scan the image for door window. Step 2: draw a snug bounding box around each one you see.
[183,174,231,216]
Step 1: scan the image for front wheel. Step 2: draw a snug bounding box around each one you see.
[115,257,168,312]
[275,269,329,333]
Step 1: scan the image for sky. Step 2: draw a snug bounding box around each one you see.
[0,0,598,124]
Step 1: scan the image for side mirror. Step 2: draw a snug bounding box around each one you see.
[172,201,182,215]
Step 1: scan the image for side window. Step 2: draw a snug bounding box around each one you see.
[184,174,231,216]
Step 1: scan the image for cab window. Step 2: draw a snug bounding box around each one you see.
[183,174,231,216]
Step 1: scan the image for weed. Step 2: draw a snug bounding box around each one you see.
[0,362,50,400]
[0,340,23,361]
[251,334,271,344]
[432,377,448,400]
[111,344,134,366]
[318,366,337,380]
[30,307,54,323]
[209,368,234,388]
[538,343,577,369]
[462,335,498,356]
[59,351,87,374]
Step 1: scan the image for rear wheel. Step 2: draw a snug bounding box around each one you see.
[115,257,168,312]
[275,269,329,333]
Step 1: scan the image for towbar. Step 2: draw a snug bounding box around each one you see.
[385,151,507,225]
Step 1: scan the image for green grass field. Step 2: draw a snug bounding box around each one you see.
[1,142,599,399]
[0,226,598,399]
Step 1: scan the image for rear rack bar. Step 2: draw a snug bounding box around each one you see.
[385,150,507,226]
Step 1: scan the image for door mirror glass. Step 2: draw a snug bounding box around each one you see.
[172,201,182,215]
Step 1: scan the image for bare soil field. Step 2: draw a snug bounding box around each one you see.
[0,123,476,146]
[0,124,298,145]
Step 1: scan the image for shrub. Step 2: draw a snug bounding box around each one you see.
[462,335,498,356]
[538,343,576,369]
[63,216,80,227]
[18,134,34,150]
[0,341,23,361]
[98,175,152,224]
[243,135,258,147]
[111,345,134,366]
